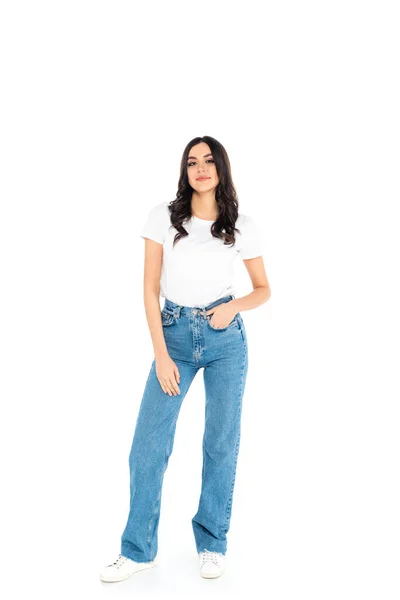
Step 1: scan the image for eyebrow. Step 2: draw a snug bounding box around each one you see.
[187,153,213,160]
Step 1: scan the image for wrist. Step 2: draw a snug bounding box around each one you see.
[155,348,169,360]
[229,299,240,315]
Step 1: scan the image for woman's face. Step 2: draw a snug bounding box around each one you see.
[186,142,219,192]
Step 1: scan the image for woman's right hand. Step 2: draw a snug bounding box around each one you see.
[155,353,181,396]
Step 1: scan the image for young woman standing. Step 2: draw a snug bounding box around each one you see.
[100,135,271,582]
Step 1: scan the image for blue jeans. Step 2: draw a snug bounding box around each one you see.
[120,294,248,562]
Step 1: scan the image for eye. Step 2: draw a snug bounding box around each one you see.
[187,158,214,167]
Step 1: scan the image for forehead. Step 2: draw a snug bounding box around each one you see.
[187,142,212,158]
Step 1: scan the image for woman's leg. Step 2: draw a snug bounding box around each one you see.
[191,314,249,555]
[121,357,199,562]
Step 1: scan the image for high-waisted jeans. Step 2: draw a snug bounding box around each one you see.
[120,293,249,562]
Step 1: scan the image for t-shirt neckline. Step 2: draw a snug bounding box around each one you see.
[192,215,216,223]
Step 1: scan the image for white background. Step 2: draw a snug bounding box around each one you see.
[1,1,399,598]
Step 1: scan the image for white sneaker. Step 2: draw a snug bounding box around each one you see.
[100,553,157,582]
[199,549,226,578]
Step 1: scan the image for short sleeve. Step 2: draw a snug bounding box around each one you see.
[140,202,170,245]
[238,214,263,259]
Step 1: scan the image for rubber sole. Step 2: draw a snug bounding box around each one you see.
[200,568,224,579]
[100,560,156,583]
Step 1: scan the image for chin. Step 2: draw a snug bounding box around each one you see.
[193,181,215,190]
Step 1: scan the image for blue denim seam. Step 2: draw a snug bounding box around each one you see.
[132,361,155,448]
[221,336,247,535]
[146,421,175,557]
[147,488,161,550]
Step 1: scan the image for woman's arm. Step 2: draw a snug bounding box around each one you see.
[230,256,271,313]
[142,238,169,358]
[141,237,180,397]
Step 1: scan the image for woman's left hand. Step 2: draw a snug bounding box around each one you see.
[206,302,237,329]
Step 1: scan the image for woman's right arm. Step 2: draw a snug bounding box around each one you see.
[142,238,180,396]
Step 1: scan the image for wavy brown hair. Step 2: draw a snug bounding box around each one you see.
[167,136,242,248]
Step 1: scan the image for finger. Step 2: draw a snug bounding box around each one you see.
[171,378,180,395]
[168,370,181,395]
[165,381,176,396]
[159,379,172,396]
[168,377,180,395]
[161,378,175,396]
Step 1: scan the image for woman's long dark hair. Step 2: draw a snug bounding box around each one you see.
[167,136,241,248]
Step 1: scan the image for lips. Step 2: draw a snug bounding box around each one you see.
[196,177,210,181]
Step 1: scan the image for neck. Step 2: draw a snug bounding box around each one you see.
[191,191,219,220]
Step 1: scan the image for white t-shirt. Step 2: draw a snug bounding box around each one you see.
[140,201,263,307]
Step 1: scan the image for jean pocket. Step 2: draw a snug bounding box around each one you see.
[161,309,176,327]
[206,315,239,331]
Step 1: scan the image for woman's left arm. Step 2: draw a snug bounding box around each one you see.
[230,256,271,313]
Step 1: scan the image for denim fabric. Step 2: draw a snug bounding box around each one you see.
[120,294,248,562]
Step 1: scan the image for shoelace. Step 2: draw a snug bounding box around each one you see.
[109,554,128,569]
[200,550,222,566]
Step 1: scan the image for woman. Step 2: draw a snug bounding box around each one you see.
[100,135,271,583]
